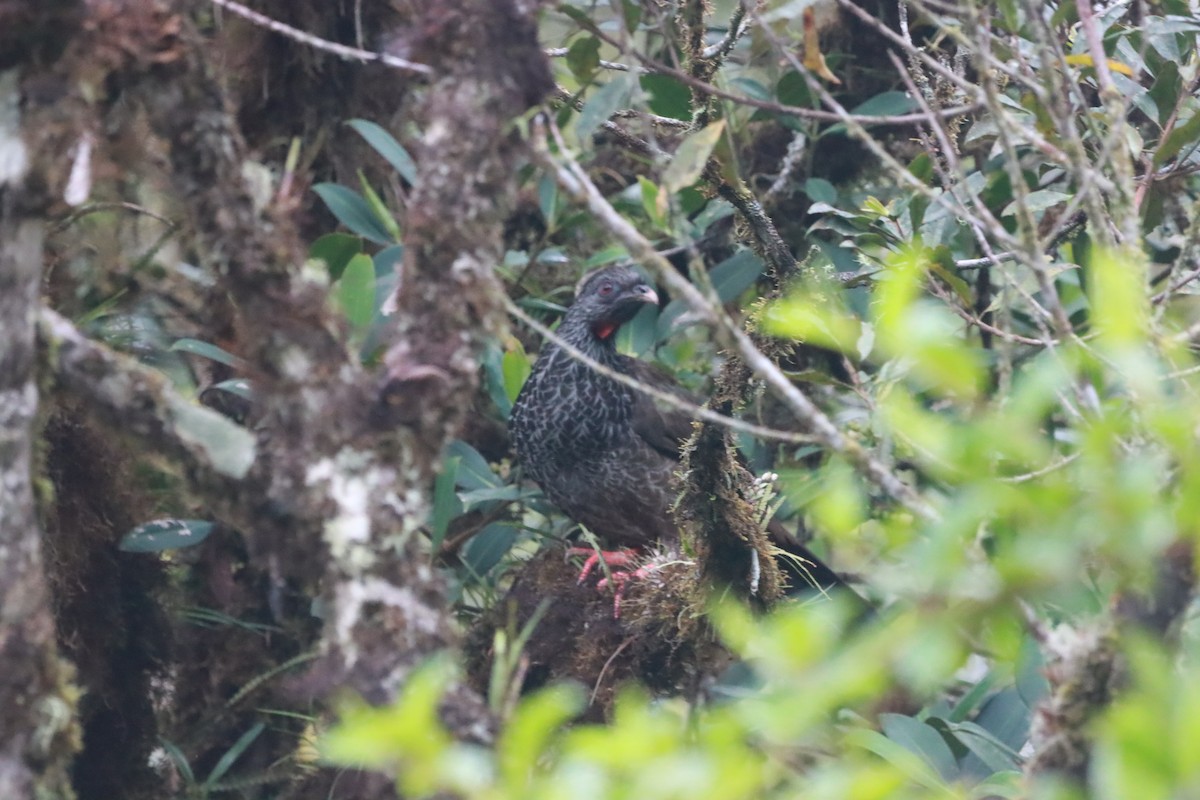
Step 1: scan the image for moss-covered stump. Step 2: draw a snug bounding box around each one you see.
[466,548,731,719]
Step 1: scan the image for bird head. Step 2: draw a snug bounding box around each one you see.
[569,266,660,341]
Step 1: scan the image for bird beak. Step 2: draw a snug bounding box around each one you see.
[630,283,659,306]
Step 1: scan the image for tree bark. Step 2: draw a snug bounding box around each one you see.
[0,9,86,789]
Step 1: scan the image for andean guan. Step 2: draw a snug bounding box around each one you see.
[509,265,847,598]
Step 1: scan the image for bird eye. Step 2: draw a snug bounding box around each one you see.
[598,283,614,296]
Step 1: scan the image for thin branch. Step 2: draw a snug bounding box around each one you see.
[1075,0,1117,97]
[999,452,1081,484]
[928,280,1054,347]
[956,253,1015,270]
[49,201,177,234]
[702,1,750,60]
[209,0,434,75]
[1155,266,1200,308]
[544,48,632,71]
[506,296,817,447]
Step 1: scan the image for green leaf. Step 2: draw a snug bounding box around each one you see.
[850,91,920,118]
[462,522,518,575]
[170,338,248,370]
[204,722,264,787]
[1089,246,1149,349]
[557,3,599,32]
[879,713,961,780]
[929,250,973,305]
[710,249,765,303]
[1001,190,1070,217]
[948,671,1001,722]
[502,342,532,403]
[1154,109,1200,167]
[583,246,627,268]
[337,253,377,331]
[616,302,658,355]
[617,0,642,32]
[447,439,501,490]
[662,120,725,194]
[309,233,363,280]
[1049,2,1078,26]
[862,196,891,218]
[971,771,1025,800]
[120,519,215,552]
[482,342,514,417]
[948,720,1022,774]
[208,378,253,402]
[638,175,667,228]
[763,295,862,354]
[972,688,1030,753]
[846,728,951,792]
[346,119,418,184]
[909,152,934,182]
[566,36,601,83]
[804,177,837,204]
[577,73,636,141]
[995,0,1020,32]
[774,72,811,107]
[158,738,196,785]
[321,659,454,794]
[459,484,531,512]
[313,183,395,245]
[641,73,691,120]
[1147,60,1182,127]
[373,244,404,278]
[658,251,765,337]
[430,456,462,551]
[538,174,559,231]
[1015,637,1050,708]
[821,92,917,137]
[498,684,584,785]
[357,172,402,241]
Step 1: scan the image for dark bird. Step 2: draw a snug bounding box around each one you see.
[509,265,848,602]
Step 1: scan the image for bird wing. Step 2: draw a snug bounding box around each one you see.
[620,355,699,462]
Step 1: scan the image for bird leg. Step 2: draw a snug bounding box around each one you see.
[566,547,638,583]
[596,564,662,618]
[567,547,657,618]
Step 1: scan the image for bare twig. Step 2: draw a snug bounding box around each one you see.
[209,0,434,75]
[702,1,750,60]
[49,201,176,234]
[1075,0,1116,97]
[506,296,817,447]
[544,48,632,72]
[999,452,1081,483]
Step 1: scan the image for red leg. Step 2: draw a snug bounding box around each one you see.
[597,564,659,618]
[566,547,638,584]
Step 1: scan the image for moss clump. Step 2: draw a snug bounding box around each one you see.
[465,547,728,719]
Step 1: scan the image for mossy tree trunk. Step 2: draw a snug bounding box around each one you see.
[2,1,552,797]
